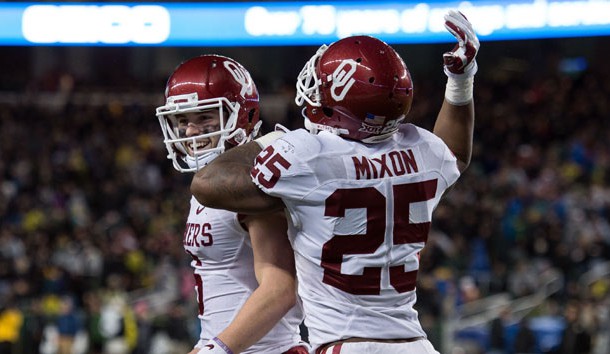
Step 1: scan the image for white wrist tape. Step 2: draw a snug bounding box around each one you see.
[254,130,286,148]
[198,337,233,354]
[445,75,474,106]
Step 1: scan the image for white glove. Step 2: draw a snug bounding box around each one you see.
[443,10,480,78]
[197,338,233,354]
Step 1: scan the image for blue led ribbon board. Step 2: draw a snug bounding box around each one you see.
[1,1,609,46]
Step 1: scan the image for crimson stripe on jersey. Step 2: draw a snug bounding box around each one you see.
[315,343,343,354]
[194,273,204,315]
[236,213,249,232]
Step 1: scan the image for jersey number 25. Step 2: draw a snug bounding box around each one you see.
[321,180,438,295]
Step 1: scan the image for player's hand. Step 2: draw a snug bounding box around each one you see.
[443,10,479,78]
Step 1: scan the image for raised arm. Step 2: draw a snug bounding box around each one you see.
[190,141,284,214]
[201,212,297,354]
[435,97,475,172]
[433,10,480,173]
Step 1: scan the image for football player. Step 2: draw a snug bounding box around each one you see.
[191,10,479,354]
[156,55,308,354]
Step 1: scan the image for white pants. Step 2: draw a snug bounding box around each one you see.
[316,339,440,354]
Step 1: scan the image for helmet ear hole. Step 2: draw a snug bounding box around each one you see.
[322,107,334,117]
[248,108,256,122]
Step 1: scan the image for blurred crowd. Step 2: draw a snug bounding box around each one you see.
[1,39,610,354]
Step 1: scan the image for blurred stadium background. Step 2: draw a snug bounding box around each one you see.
[0,1,609,354]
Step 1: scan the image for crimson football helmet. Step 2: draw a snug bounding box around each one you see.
[156,55,261,172]
[296,35,413,143]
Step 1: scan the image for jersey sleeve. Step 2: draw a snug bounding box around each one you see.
[439,142,461,188]
[409,125,461,189]
[250,129,319,201]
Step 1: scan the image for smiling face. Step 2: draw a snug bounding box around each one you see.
[174,110,222,156]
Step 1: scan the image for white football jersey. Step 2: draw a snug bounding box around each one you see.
[183,196,304,354]
[251,124,460,349]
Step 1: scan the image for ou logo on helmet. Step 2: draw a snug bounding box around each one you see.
[224,61,254,97]
[329,59,357,102]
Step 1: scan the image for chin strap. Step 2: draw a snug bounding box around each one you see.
[184,150,221,171]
